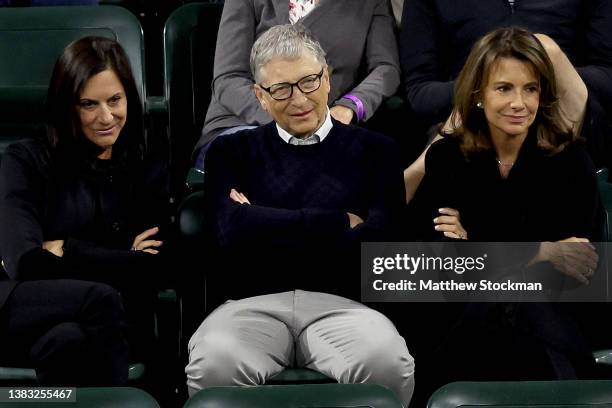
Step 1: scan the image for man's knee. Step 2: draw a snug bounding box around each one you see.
[344,310,415,406]
[187,328,261,393]
[346,309,414,379]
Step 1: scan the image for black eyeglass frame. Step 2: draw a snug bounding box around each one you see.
[258,67,325,101]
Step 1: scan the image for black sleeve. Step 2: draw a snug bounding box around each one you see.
[576,0,612,112]
[59,157,172,286]
[553,145,602,241]
[0,143,51,280]
[0,144,170,285]
[417,138,464,241]
[345,134,406,242]
[400,0,454,122]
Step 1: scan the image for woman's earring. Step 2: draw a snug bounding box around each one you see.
[476,101,483,108]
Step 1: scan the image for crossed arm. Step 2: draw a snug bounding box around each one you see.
[204,135,404,249]
[0,144,168,282]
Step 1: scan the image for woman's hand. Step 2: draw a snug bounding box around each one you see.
[530,237,598,284]
[433,208,468,240]
[229,189,251,204]
[131,226,163,254]
[43,240,65,257]
[347,212,364,229]
[330,105,354,124]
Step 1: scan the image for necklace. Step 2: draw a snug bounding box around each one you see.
[496,158,514,167]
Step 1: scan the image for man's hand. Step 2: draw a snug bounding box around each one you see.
[530,237,598,284]
[43,240,64,257]
[330,105,354,124]
[131,226,163,254]
[230,189,251,204]
[347,212,364,229]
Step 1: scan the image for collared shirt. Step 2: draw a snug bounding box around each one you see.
[289,0,319,24]
[276,108,333,145]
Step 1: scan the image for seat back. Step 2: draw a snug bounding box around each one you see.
[0,5,145,156]
[162,2,223,193]
[597,168,612,241]
[427,380,612,408]
[185,384,403,408]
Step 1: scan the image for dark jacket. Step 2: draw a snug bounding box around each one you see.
[420,133,602,242]
[0,139,170,309]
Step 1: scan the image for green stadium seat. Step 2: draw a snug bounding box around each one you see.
[161,2,223,193]
[597,168,612,241]
[184,384,403,408]
[0,5,146,157]
[267,368,333,385]
[0,364,146,386]
[427,380,612,408]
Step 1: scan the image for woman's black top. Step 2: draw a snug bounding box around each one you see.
[417,129,602,242]
[0,138,170,308]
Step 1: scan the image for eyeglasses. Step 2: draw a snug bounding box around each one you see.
[259,68,324,101]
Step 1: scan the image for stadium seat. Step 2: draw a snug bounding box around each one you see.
[597,168,612,241]
[593,168,612,368]
[0,5,146,157]
[184,384,403,408]
[427,380,612,408]
[0,364,147,386]
[161,2,223,194]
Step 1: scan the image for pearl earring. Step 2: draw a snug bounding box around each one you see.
[476,101,483,108]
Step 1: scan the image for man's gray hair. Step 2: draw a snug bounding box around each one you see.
[250,24,327,83]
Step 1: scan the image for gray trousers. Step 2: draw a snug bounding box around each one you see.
[186,290,415,406]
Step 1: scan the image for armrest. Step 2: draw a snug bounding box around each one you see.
[185,167,205,192]
[145,96,168,116]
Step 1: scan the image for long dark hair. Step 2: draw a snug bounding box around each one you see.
[45,36,144,167]
[448,27,575,155]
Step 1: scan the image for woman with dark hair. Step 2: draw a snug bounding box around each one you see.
[0,36,169,384]
[412,26,605,397]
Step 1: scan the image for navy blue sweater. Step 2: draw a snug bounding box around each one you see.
[203,120,405,304]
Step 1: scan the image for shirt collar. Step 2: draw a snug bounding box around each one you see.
[276,108,333,144]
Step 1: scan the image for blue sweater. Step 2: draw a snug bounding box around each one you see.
[203,120,405,304]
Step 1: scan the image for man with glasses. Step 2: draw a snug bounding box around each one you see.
[185,24,414,407]
[192,0,399,170]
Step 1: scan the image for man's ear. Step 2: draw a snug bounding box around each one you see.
[323,65,331,93]
[254,84,269,113]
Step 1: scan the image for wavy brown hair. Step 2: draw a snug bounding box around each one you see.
[446,27,576,155]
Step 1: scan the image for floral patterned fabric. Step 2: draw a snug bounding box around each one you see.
[289,0,318,24]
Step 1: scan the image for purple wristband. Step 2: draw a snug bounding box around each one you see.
[342,94,365,122]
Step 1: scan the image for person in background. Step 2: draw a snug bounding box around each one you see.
[192,0,400,169]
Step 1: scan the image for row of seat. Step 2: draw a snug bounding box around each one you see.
[6,380,612,408]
